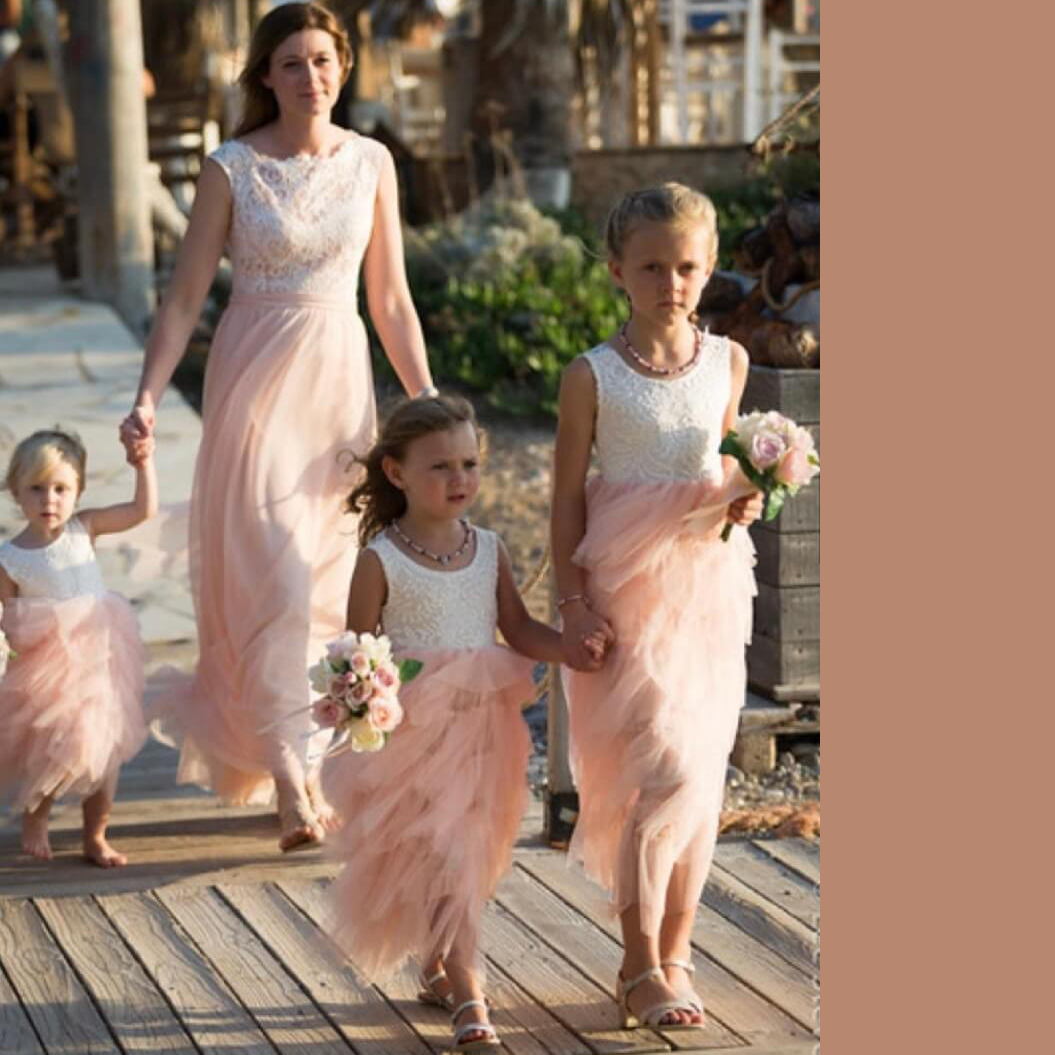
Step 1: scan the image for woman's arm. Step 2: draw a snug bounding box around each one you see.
[361,148,434,397]
[120,160,231,451]
[550,358,615,666]
[346,548,387,635]
[0,565,17,603]
[78,453,159,540]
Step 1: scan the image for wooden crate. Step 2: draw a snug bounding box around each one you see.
[742,365,820,702]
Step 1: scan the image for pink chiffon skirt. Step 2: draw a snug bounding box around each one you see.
[149,292,376,804]
[321,645,535,982]
[562,474,757,936]
[0,593,146,813]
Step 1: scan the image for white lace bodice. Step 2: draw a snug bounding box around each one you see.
[584,332,732,483]
[368,527,499,651]
[0,517,106,600]
[208,135,387,298]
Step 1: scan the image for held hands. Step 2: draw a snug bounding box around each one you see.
[560,599,615,672]
[119,403,156,467]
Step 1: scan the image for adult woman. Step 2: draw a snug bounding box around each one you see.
[120,3,435,851]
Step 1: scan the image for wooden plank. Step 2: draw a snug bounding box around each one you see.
[35,896,197,1054]
[279,876,588,1055]
[0,899,121,1054]
[97,891,275,1054]
[519,853,814,1048]
[749,839,820,888]
[154,884,346,1054]
[217,881,435,1055]
[495,866,743,1051]
[713,845,819,930]
[751,531,819,588]
[481,899,670,1054]
[752,585,819,643]
[702,872,817,978]
[0,956,46,1055]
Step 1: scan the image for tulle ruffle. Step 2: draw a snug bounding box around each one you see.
[321,645,535,982]
[563,474,758,936]
[0,593,147,813]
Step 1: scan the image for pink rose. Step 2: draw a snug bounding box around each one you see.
[750,429,787,470]
[775,448,817,486]
[790,425,816,454]
[368,694,404,733]
[350,650,371,676]
[350,678,373,703]
[311,697,347,728]
[373,662,399,696]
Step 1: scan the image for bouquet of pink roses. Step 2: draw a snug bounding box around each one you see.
[719,409,820,542]
[307,631,422,756]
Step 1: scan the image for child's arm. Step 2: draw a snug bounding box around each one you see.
[346,549,387,635]
[723,341,765,527]
[496,540,604,670]
[78,450,159,541]
[550,358,615,669]
[0,565,17,603]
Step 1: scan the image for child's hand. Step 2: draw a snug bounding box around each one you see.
[126,434,155,467]
[561,601,614,672]
[727,490,764,527]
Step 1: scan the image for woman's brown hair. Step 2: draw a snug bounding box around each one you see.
[347,395,485,548]
[233,2,352,138]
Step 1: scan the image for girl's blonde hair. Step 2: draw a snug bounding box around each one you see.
[604,182,719,267]
[4,428,88,496]
[346,395,485,548]
[233,2,353,139]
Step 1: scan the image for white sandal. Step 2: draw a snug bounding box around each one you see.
[617,966,703,1031]
[417,967,454,1010]
[661,958,705,1019]
[450,999,500,1052]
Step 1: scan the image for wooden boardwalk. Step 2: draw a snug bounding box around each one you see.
[0,738,819,1054]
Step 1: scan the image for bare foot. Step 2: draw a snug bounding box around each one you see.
[305,773,341,832]
[83,834,128,868]
[276,782,323,853]
[21,811,52,860]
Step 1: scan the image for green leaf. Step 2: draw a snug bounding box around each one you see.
[764,488,787,521]
[398,659,424,683]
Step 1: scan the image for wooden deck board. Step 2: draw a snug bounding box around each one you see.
[0,899,121,1054]
[34,895,198,1054]
[0,734,819,1055]
[517,854,813,1050]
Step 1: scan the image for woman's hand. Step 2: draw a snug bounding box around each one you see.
[560,599,615,672]
[727,490,764,527]
[119,402,156,466]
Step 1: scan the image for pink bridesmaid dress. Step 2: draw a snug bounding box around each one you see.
[321,527,534,981]
[561,333,758,937]
[151,135,387,804]
[0,517,146,811]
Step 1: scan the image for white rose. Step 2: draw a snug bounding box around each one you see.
[348,717,386,753]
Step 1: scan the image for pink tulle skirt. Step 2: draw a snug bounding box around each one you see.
[0,593,147,813]
[562,474,757,936]
[148,292,375,805]
[321,645,535,982]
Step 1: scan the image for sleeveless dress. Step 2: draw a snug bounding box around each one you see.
[562,334,758,937]
[321,527,535,981]
[0,517,146,813]
[150,135,388,804]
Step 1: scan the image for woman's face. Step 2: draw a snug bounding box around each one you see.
[262,28,346,120]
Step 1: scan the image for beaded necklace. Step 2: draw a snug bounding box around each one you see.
[390,518,474,565]
[619,322,703,377]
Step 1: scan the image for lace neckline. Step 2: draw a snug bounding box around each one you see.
[6,520,75,552]
[382,525,481,577]
[235,135,359,165]
[603,332,712,384]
